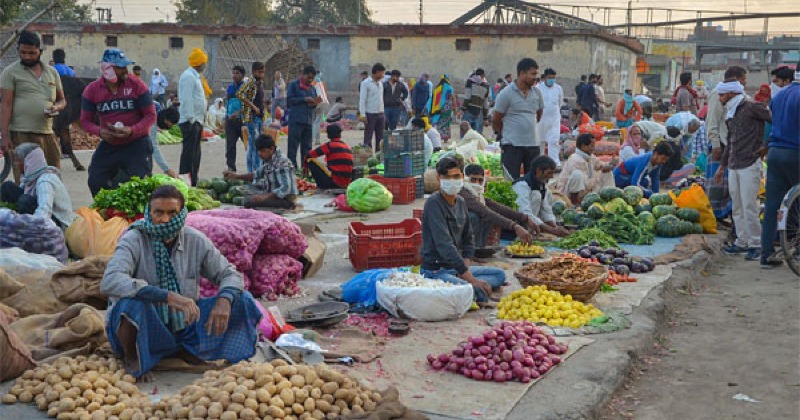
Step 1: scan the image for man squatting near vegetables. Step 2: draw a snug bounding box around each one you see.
[223,134,300,210]
[460,163,536,247]
[421,156,507,304]
[555,133,616,206]
[303,124,354,189]
[512,156,571,237]
[613,141,674,198]
[101,185,261,380]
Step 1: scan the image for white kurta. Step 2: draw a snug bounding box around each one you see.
[536,82,564,165]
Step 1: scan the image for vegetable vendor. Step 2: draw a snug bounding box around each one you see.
[455,120,489,150]
[304,125,354,189]
[101,185,261,380]
[223,134,299,210]
[619,124,650,162]
[614,89,643,129]
[555,133,616,206]
[421,156,506,303]
[613,141,674,197]
[0,143,74,229]
[512,156,570,237]
[460,163,536,247]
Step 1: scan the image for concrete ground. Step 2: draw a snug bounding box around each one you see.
[2,130,799,419]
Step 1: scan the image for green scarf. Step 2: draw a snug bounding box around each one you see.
[129,205,188,332]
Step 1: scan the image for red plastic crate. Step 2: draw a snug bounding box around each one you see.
[368,175,417,204]
[412,208,422,220]
[348,219,422,272]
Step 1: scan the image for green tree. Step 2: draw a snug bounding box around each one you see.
[273,0,372,25]
[174,0,273,25]
[13,0,93,22]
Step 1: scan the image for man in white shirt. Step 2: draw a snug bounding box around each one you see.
[359,63,386,151]
[536,68,564,167]
[178,48,209,186]
[149,69,168,105]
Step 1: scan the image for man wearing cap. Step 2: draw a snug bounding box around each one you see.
[81,48,156,195]
[1,30,67,182]
[177,48,210,186]
[714,80,772,261]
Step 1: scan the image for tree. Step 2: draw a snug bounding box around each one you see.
[174,0,273,25]
[12,0,92,23]
[273,0,372,25]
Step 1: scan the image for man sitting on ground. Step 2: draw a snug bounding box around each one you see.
[460,163,535,247]
[305,125,353,189]
[613,141,673,197]
[101,185,261,380]
[513,156,570,237]
[421,157,506,303]
[223,135,299,209]
[555,133,616,206]
[454,120,489,150]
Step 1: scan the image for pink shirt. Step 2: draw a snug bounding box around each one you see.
[80,76,155,145]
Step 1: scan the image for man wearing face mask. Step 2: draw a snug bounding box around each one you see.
[460,163,537,248]
[81,48,156,196]
[421,157,506,304]
[536,69,564,167]
[512,156,570,237]
[770,66,794,100]
[714,81,771,261]
[1,30,67,182]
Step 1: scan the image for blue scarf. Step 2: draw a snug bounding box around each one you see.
[623,92,634,114]
[129,205,188,332]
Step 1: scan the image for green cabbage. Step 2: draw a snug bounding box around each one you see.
[346,178,393,212]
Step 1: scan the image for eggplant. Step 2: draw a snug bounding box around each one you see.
[618,249,629,257]
[579,249,593,259]
[631,262,648,273]
[589,240,600,247]
[612,257,626,266]
[614,265,630,275]
[579,245,589,252]
[588,246,601,255]
[641,257,655,270]
[605,248,618,255]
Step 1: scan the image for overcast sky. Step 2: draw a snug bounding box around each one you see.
[84,0,797,33]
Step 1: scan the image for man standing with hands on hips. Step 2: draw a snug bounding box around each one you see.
[81,48,156,196]
[493,58,544,180]
[1,30,67,182]
[178,48,210,186]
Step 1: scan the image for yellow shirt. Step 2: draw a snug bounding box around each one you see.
[0,61,62,134]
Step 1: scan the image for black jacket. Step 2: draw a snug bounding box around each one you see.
[383,80,408,108]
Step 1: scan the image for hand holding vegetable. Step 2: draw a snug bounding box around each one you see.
[166,169,178,178]
[167,292,200,324]
[514,225,533,243]
[526,218,541,235]
[205,297,231,336]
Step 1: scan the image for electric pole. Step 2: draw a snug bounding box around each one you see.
[626,0,632,37]
[419,0,424,25]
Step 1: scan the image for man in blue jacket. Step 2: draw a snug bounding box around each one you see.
[760,64,799,268]
[613,142,674,197]
[286,66,321,169]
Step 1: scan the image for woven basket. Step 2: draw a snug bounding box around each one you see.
[514,260,608,302]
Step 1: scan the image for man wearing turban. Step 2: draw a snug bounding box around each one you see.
[178,48,211,186]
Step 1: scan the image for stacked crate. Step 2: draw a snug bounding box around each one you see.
[379,129,426,201]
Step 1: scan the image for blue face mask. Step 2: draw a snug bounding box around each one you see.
[545,79,555,87]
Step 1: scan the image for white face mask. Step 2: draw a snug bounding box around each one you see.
[771,83,783,99]
[439,179,464,196]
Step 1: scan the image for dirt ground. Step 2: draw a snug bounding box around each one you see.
[601,253,800,419]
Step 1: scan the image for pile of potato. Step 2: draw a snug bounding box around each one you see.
[154,359,380,420]
[1,354,152,420]
[70,124,101,151]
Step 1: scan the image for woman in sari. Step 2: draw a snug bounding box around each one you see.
[429,74,458,141]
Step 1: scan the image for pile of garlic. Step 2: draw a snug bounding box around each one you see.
[382,271,456,288]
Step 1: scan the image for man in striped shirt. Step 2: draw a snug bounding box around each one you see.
[305,125,353,189]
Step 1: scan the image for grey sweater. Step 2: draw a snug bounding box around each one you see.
[421,192,475,274]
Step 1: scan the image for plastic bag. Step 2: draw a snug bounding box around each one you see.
[0,209,68,263]
[65,207,130,258]
[669,184,717,234]
[333,194,354,212]
[0,247,64,276]
[376,281,473,321]
[346,178,393,213]
[341,269,393,307]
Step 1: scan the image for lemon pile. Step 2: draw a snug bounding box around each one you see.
[497,285,604,328]
[506,243,545,256]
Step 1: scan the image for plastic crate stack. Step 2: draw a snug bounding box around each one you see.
[380,129,426,202]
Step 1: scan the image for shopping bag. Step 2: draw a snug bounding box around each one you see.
[65,207,130,258]
[669,184,717,234]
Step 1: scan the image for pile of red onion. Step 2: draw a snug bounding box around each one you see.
[427,321,568,383]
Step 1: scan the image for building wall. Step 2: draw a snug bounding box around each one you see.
[46,32,205,85]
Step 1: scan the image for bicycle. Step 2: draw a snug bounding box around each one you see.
[778,183,800,276]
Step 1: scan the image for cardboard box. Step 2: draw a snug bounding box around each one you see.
[296,221,327,279]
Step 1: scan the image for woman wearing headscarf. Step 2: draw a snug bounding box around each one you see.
[205,98,226,133]
[429,74,458,141]
[619,124,650,162]
[149,68,168,105]
[0,143,74,228]
[614,89,643,128]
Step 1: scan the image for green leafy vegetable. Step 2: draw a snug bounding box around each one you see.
[485,180,518,210]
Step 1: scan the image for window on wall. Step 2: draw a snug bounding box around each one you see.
[169,37,184,49]
[455,39,471,51]
[377,39,392,51]
[307,38,320,50]
[537,38,554,52]
[105,36,118,47]
[42,34,55,46]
